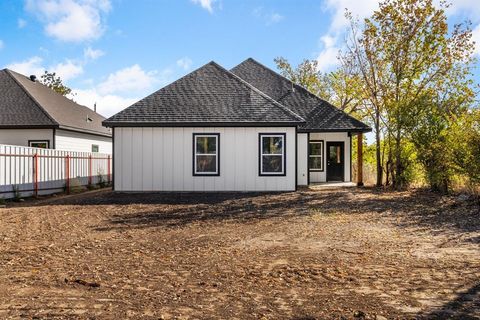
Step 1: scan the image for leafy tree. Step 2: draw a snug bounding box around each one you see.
[40,71,72,96]
[342,0,476,189]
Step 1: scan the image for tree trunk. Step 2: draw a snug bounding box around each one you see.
[375,111,383,187]
[394,130,403,190]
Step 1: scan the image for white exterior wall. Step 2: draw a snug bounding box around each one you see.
[296,133,308,186]
[114,127,297,192]
[309,132,351,183]
[55,129,112,154]
[0,129,54,147]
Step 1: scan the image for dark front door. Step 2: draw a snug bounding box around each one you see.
[327,142,344,181]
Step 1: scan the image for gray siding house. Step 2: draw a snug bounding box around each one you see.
[0,69,112,153]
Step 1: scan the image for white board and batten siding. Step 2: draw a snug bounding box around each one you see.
[114,127,297,192]
[309,132,351,183]
[55,129,112,154]
[296,133,308,186]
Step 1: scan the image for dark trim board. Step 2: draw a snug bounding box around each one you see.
[112,127,115,191]
[294,127,298,191]
[0,125,58,129]
[307,132,310,185]
[104,122,302,128]
[298,128,372,133]
[258,132,287,177]
[52,128,56,149]
[192,133,221,177]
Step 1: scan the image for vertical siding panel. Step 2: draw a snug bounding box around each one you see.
[122,128,133,191]
[183,128,193,191]
[153,128,163,190]
[234,127,246,191]
[162,128,173,190]
[173,128,184,191]
[214,127,225,191]
[244,128,256,191]
[142,128,153,191]
[131,128,143,190]
[223,128,235,191]
[115,128,123,190]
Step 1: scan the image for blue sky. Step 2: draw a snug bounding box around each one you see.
[1,0,479,119]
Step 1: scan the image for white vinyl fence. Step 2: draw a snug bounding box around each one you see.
[0,144,112,199]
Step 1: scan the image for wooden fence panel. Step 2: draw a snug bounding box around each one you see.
[0,144,112,199]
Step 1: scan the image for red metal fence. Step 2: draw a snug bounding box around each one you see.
[0,144,112,199]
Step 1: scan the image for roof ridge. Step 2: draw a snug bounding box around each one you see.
[236,58,369,129]
[4,69,59,127]
[209,61,305,123]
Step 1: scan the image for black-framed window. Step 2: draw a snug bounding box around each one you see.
[193,133,220,176]
[309,140,324,171]
[259,133,286,176]
[29,140,50,149]
[92,144,99,153]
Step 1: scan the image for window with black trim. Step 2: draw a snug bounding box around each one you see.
[193,133,219,175]
[259,133,285,176]
[92,144,99,152]
[309,140,324,171]
[29,140,49,149]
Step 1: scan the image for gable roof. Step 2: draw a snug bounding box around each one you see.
[0,69,111,137]
[102,61,305,127]
[231,58,371,132]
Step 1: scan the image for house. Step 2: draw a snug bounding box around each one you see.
[0,69,112,153]
[103,59,371,192]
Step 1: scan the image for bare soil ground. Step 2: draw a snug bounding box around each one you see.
[0,187,479,319]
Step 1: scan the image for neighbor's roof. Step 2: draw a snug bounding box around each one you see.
[231,58,371,132]
[0,69,111,137]
[102,61,305,127]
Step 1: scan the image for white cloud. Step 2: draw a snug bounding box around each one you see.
[253,7,284,25]
[176,57,193,70]
[441,0,480,20]
[84,47,105,60]
[71,64,172,117]
[316,35,340,72]
[51,60,83,81]
[191,0,215,13]
[70,88,137,118]
[18,18,27,28]
[6,56,83,81]
[323,0,379,31]
[6,56,45,76]
[97,64,161,95]
[25,0,111,42]
[473,24,480,56]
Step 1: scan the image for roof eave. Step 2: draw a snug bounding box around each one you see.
[298,127,372,133]
[102,121,304,128]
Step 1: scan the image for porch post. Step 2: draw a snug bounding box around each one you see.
[357,133,364,186]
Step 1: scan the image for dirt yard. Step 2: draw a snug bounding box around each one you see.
[0,187,479,319]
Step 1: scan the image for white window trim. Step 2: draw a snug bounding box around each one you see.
[193,134,219,176]
[29,140,50,149]
[259,134,285,176]
[309,140,324,172]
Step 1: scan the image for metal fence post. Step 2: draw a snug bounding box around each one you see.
[65,155,70,194]
[88,155,92,186]
[33,153,38,197]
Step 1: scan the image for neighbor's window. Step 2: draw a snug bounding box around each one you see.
[309,140,324,171]
[29,140,49,149]
[91,144,99,153]
[259,133,285,175]
[193,133,219,175]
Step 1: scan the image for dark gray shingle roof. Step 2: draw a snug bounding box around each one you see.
[103,61,305,127]
[0,69,111,136]
[231,58,371,132]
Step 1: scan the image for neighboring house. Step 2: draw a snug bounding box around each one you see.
[0,69,112,153]
[103,59,371,192]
